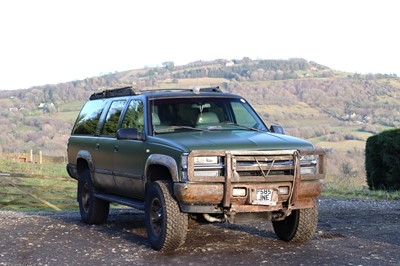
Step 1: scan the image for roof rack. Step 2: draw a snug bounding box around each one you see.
[89,85,223,100]
[141,86,222,94]
[89,86,138,100]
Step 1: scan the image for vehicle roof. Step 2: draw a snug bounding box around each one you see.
[89,86,242,101]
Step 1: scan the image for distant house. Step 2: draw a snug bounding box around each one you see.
[225,60,234,67]
[8,105,25,111]
[38,102,54,109]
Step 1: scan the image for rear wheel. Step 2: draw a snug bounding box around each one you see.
[145,181,188,252]
[78,169,110,224]
[272,206,318,242]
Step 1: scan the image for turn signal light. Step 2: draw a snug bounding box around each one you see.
[232,188,247,197]
[278,186,289,195]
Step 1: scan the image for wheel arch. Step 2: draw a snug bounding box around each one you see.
[76,150,94,175]
[145,154,179,184]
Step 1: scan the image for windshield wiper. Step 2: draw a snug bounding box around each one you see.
[219,122,262,132]
[154,126,205,133]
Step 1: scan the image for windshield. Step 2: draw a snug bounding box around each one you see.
[150,97,268,134]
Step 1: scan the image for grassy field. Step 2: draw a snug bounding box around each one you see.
[54,110,80,121]
[55,100,85,121]
[254,102,323,118]
[315,139,366,152]
[0,157,77,211]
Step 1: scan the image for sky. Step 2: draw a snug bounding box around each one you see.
[0,0,399,91]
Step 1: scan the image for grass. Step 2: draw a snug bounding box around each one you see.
[54,110,79,121]
[322,172,400,200]
[0,157,76,211]
[322,185,400,200]
[0,157,69,178]
[316,140,366,152]
[254,102,322,118]
[1,156,398,212]
[0,98,14,108]
[58,100,85,112]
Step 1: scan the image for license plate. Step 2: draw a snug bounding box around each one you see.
[253,189,276,206]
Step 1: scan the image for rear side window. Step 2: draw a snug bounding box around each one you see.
[101,100,127,136]
[72,100,107,135]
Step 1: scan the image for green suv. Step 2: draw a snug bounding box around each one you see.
[67,86,326,252]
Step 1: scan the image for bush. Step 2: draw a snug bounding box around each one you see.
[365,128,400,190]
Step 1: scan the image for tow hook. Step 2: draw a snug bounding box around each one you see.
[272,210,291,221]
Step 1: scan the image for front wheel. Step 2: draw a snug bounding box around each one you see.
[77,169,110,224]
[145,181,188,252]
[272,206,318,242]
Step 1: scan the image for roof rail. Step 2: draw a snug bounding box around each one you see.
[89,86,138,100]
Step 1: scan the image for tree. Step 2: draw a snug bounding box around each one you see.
[162,61,175,71]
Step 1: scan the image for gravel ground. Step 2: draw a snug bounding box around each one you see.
[0,198,399,266]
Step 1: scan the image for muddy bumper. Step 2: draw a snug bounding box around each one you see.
[175,149,326,214]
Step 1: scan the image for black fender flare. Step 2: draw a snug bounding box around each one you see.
[76,150,94,174]
[144,154,179,183]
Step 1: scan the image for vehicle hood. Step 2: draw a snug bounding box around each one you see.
[152,130,313,152]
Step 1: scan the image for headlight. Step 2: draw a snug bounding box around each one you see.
[300,154,317,175]
[194,170,220,177]
[299,154,317,163]
[193,156,223,178]
[194,156,219,165]
[300,166,316,175]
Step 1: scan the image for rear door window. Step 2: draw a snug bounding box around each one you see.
[101,100,127,136]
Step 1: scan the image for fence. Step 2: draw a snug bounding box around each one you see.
[0,172,77,211]
[2,151,67,165]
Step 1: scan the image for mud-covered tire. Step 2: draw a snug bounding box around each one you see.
[145,181,188,252]
[77,169,110,224]
[272,206,318,242]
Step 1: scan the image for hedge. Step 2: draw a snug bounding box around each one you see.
[365,128,400,190]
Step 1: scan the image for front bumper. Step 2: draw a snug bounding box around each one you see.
[175,149,326,214]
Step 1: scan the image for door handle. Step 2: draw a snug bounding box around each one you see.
[95,143,100,150]
[114,146,119,152]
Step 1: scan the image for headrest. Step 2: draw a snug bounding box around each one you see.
[152,113,161,126]
[197,112,219,125]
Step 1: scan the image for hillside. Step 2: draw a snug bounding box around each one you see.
[0,58,399,184]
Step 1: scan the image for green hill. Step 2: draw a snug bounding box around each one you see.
[0,57,399,187]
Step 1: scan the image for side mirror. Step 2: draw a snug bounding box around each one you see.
[270,125,285,134]
[116,128,144,140]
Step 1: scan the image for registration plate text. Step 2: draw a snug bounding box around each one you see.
[253,189,276,206]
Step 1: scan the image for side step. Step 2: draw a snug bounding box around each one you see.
[95,193,145,211]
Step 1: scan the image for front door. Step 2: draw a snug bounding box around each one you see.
[113,99,147,199]
[93,99,127,190]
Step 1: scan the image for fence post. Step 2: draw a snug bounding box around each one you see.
[39,150,42,164]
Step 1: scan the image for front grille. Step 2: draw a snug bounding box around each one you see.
[232,152,296,182]
[187,149,325,183]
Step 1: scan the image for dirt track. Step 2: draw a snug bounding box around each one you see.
[1,198,399,266]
